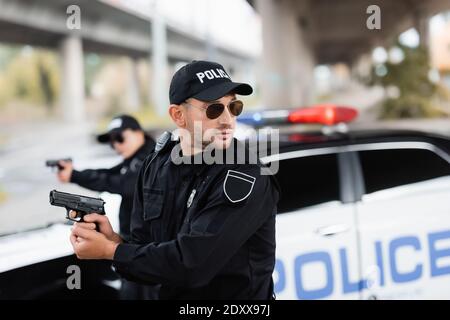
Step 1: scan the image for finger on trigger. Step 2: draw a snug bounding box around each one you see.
[69,210,78,219]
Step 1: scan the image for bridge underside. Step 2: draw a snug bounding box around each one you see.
[0,0,254,121]
[249,0,450,107]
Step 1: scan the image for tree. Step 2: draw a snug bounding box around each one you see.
[369,43,446,119]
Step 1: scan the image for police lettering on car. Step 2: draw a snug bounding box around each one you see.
[238,103,450,300]
[69,60,280,300]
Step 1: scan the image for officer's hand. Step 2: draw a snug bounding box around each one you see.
[69,211,123,244]
[57,160,73,183]
[70,224,119,260]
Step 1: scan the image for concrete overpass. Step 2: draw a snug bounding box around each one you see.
[0,0,254,120]
[249,0,450,108]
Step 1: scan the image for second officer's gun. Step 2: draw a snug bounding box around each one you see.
[49,190,105,222]
[45,158,72,170]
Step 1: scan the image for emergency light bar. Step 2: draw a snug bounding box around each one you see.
[288,104,358,125]
[238,104,358,127]
[238,110,290,127]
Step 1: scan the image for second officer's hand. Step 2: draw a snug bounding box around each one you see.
[57,160,73,183]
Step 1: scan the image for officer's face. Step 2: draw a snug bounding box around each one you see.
[184,94,236,150]
[111,129,145,159]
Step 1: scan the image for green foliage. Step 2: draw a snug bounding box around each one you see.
[0,45,20,71]
[380,95,443,119]
[0,46,60,109]
[369,43,445,119]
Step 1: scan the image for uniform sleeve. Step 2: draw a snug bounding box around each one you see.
[112,166,279,288]
[70,164,127,194]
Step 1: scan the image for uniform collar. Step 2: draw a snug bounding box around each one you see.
[169,138,253,177]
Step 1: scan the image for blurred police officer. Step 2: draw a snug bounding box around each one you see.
[69,61,280,300]
[58,115,155,242]
[58,114,155,299]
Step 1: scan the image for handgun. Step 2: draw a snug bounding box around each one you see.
[45,158,72,170]
[49,189,105,223]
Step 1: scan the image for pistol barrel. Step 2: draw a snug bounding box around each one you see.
[49,190,106,217]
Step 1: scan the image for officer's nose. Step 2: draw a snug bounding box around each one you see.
[218,104,233,125]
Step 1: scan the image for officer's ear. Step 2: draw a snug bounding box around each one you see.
[169,104,186,128]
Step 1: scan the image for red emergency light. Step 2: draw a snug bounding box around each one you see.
[287,104,358,126]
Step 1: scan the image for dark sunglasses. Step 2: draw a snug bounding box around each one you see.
[184,100,244,120]
[109,132,124,146]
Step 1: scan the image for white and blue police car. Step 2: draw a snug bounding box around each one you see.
[241,104,450,300]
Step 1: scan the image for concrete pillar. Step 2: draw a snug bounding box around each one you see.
[59,35,85,122]
[255,0,315,108]
[151,0,169,116]
[414,11,430,48]
[126,58,141,112]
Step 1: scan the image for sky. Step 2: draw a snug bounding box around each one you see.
[106,0,262,56]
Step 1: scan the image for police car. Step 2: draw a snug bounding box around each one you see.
[240,104,450,300]
[0,105,449,300]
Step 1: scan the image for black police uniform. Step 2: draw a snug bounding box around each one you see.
[70,138,155,241]
[112,137,280,299]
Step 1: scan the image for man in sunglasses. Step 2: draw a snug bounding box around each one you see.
[69,61,280,300]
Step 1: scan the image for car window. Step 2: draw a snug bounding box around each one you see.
[275,153,340,213]
[359,148,450,195]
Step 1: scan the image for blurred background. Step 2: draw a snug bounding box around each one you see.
[0,0,449,235]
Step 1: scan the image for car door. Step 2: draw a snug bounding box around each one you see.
[355,143,450,299]
[268,149,361,300]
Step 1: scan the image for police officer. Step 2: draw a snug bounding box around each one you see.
[58,115,155,300]
[58,114,155,242]
[69,61,280,300]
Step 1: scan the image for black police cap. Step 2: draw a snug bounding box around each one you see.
[97,114,142,143]
[169,60,253,105]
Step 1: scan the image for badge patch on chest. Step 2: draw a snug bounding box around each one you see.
[223,170,256,203]
[187,189,196,208]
